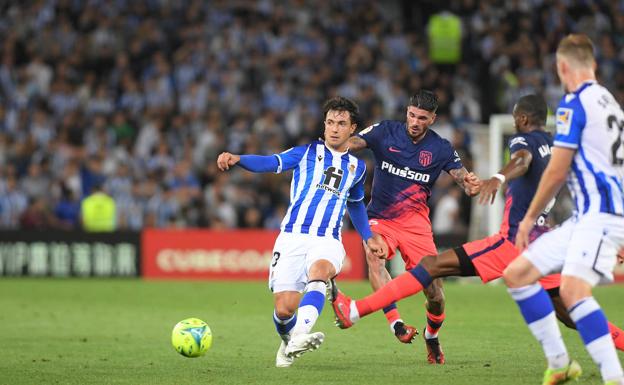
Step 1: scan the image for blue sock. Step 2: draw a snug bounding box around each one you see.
[292,281,326,335]
[569,297,624,381]
[508,283,568,368]
[273,310,296,342]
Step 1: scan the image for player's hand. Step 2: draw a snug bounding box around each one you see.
[617,247,624,265]
[366,233,388,259]
[514,216,535,252]
[478,177,502,205]
[463,172,481,196]
[217,152,240,171]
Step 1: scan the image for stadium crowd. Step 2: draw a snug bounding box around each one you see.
[0,0,622,234]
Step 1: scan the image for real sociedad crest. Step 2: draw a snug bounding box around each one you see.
[419,151,432,167]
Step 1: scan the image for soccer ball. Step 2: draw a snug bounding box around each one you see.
[171,318,212,357]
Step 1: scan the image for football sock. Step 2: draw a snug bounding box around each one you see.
[291,280,326,336]
[569,297,624,382]
[383,303,402,331]
[608,322,624,351]
[508,283,569,369]
[273,310,296,342]
[355,265,432,318]
[425,310,445,339]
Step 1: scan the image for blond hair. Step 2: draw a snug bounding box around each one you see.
[556,34,595,68]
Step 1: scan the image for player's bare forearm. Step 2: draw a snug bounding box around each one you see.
[500,150,532,181]
[449,167,480,196]
[347,136,367,152]
[524,147,573,220]
[479,150,532,205]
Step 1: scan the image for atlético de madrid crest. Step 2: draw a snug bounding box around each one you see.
[419,151,432,167]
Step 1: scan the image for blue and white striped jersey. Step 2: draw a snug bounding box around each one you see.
[554,81,624,216]
[273,140,367,240]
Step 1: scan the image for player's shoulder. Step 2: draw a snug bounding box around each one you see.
[359,120,399,135]
[426,129,455,151]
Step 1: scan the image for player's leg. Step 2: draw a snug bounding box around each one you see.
[503,220,581,384]
[273,291,301,367]
[269,233,307,367]
[285,236,344,358]
[364,222,409,340]
[332,248,463,327]
[290,259,336,337]
[548,286,624,352]
[558,214,624,385]
[422,278,446,364]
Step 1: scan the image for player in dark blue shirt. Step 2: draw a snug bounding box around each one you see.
[331,94,624,354]
[340,90,480,364]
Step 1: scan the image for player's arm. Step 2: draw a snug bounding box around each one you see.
[448,167,480,197]
[216,152,279,173]
[515,147,574,250]
[478,149,532,205]
[346,200,387,259]
[346,135,368,152]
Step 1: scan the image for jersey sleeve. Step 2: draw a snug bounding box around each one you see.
[442,143,463,172]
[508,134,530,155]
[554,96,586,149]
[356,121,384,152]
[274,144,309,173]
[347,161,367,202]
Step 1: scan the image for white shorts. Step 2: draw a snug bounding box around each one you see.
[524,213,624,286]
[268,232,345,293]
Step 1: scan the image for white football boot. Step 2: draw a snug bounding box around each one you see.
[284,332,325,358]
[275,340,294,367]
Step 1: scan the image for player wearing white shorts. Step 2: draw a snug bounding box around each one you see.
[217,96,385,368]
[503,34,624,385]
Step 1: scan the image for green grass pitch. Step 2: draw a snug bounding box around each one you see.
[0,278,622,385]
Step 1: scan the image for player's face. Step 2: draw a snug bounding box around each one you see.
[512,105,527,133]
[406,106,435,142]
[324,109,356,151]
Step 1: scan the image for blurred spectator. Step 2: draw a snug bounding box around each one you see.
[1,1,620,231]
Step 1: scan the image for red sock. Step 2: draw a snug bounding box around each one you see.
[608,322,624,351]
[355,272,424,317]
[425,310,446,337]
[383,307,401,325]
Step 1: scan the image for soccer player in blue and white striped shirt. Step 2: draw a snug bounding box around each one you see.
[503,34,624,385]
[217,96,386,368]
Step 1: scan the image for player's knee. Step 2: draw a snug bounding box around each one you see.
[502,264,522,288]
[558,281,591,309]
[419,256,439,276]
[274,302,297,319]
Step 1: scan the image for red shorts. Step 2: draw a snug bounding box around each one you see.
[461,233,561,290]
[369,218,437,270]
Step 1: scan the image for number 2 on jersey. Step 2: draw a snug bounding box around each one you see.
[607,115,624,166]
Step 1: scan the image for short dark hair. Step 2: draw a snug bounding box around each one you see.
[408,90,438,113]
[322,96,359,125]
[515,94,547,125]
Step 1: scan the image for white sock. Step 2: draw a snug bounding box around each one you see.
[530,312,569,369]
[587,335,624,382]
[291,281,326,336]
[508,284,568,369]
[570,297,624,382]
[349,300,360,323]
[425,329,437,339]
